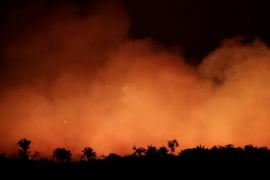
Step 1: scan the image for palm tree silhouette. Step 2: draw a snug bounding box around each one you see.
[82,147,96,161]
[167,139,179,154]
[17,138,31,160]
[53,148,72,163]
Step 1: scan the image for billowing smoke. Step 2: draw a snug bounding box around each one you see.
[1,2,270,156]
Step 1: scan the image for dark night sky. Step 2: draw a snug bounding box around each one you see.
[126,0,269,61]
[0,0,269,63]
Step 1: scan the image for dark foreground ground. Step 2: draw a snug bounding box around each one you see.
[1,157,270,178]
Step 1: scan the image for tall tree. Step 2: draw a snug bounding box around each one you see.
[82,147,96,161]
[17,138,31,160]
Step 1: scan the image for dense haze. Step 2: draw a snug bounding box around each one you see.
[1,2,270,156]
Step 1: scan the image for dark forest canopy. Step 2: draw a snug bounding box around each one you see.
[1,138,270,162]
[1,138,270,178]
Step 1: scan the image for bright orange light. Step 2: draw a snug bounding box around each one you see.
[1,3,270,156]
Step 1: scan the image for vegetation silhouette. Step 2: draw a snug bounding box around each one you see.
[167,139,179,154]
[9,138,270,162]
[132,146,146,157]
[105,153,122,161]
[145,145,158,158]
[53,147,72,163]
[82,147,96,161]
[17,138,31,161]
[1,138,270,177]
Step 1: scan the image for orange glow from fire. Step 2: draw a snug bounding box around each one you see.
[1,3,270,156]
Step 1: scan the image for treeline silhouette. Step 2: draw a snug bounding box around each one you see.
[1,138,270,178]
[1,138,270,162]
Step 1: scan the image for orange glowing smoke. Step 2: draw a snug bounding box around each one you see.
[1,3,270,156]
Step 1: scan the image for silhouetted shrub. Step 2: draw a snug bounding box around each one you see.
[53,147,72,163]
[132,146,146,157]
[106,153,122,161]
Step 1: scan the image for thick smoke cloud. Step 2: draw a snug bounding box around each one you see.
[1,2,270,155]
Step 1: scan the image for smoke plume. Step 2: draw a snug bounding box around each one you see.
[1,2,270,155]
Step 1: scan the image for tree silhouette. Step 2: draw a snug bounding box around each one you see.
[195,145,206,150]
[17,138,31,160]
[82,147,96,161]
[244,144,257,152]
[168,139,179,154]
[132,146,146,157]
[145,145,158,158]
[106,153,121,161]
[53,148,72,163]
[157,146,169,157]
